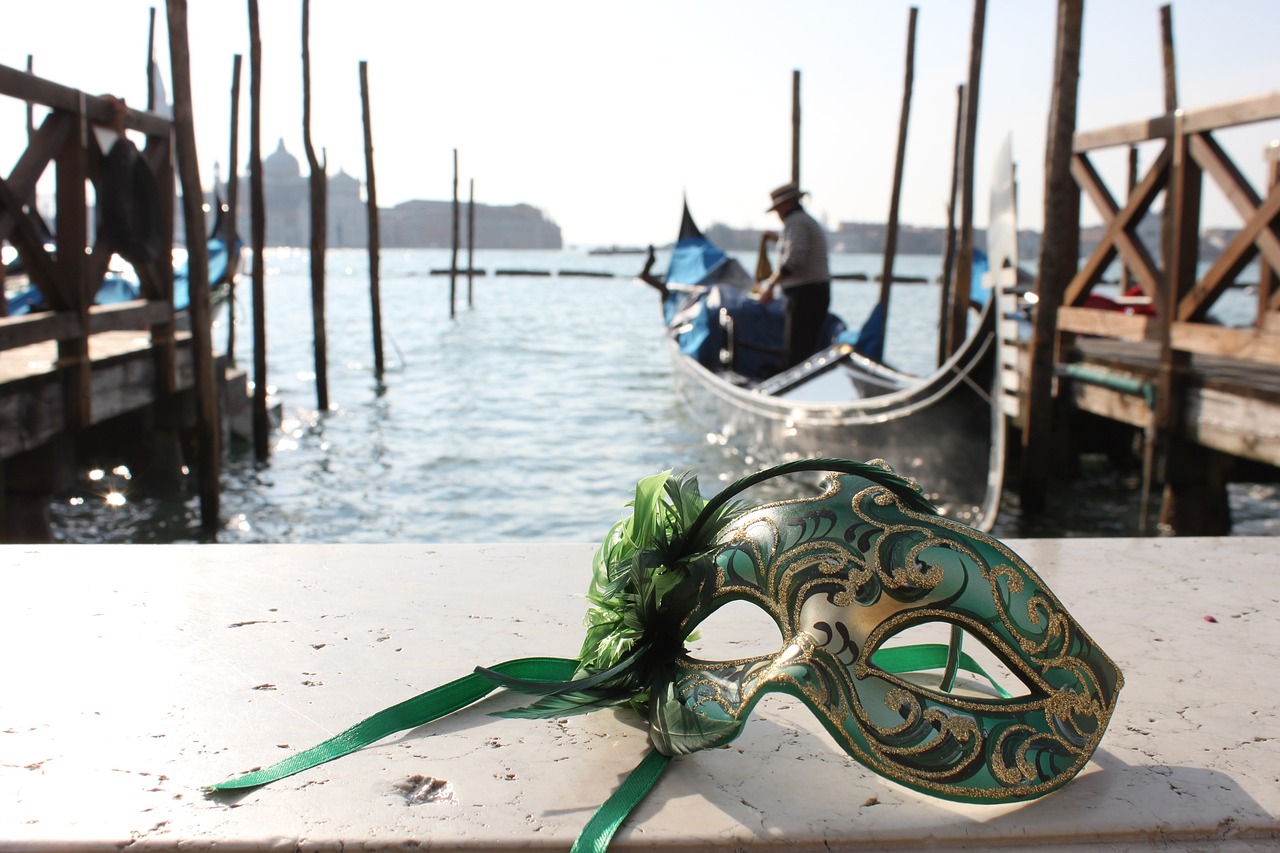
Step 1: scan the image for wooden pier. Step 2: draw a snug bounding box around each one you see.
[1009,88,1280,535]
[0,62,228,541]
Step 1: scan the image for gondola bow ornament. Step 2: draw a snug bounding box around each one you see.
[209,458,1123,851]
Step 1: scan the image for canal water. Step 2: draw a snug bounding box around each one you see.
[46,247,1277,543]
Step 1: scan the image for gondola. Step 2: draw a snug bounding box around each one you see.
[643,204,1007,531]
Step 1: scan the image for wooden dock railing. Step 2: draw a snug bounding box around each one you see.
[1060,90,1280,363]
[0,61,180,429]
[1026,88,1280,534]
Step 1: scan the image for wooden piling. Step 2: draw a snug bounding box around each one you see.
[791,70,801,188]
[248,0,269,462]
[450,148,459,319]
[1020,0,1083,515]
[225,53,242,366]
[877,7,918,328]
[25,56,34,140]
[302,0,329,412]
[1158,4,1178,296]
[1258,141,1279,323]
[146,9,157,112]
[165,0,220,534]
[359,60,384,380]
[937,83,964,367]
[54,87,90,433]
[947,0,985,360]
[467,178,475,309]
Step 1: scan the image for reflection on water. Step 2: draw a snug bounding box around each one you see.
[44,248,1278,544]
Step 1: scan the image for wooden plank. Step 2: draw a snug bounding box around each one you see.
[1072,91,1280,154]
[1182,386,1280,466]
[1171,321,1280,365]
[1059,306,1156,341]
[0,312,82,351]
[0,381,62,458]
[0,63,170,136]
[1067,380,1154,429]
[1180,90,1280,135]
[87,300,173,333]
[1074,114,1174,152]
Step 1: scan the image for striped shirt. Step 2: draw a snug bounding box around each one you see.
[776,207,830,288]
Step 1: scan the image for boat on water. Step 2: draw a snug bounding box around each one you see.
[642,203,1008,531]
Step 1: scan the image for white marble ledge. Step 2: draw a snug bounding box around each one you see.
[1,539,1277,852]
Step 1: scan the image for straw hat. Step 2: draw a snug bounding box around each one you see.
[766,183,807,212]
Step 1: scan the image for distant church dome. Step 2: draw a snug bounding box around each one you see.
[329,169,360,191]
[263,139,301,180]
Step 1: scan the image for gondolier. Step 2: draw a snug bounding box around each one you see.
[758,183,830,368]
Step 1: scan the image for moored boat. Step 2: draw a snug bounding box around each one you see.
[643,204,1006,531]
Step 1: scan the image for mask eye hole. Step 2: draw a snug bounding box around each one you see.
[872,622,1033,699]
[683,599,785,661]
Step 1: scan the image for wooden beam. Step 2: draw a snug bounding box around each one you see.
[302,0,329,413]
[936,83,964,367]
[1065,146,1169,305]
[791,69,801,188]
[1074,115,1175,152]
[0,63,171,137]
[248,0,270,462]
[167,0,220,533]
[0,312,81,350]
[1171,321,1280,365]
[949,0,986,359]
[0,173,59,296]
[1181,187,1280,322]
[1058,306,1157,341]
[1181,90,1280,135]
[87,300,174,333]
[1189,132,1280,274]
[1020,0,1082,515]
[360,59,384,380]
[877,6,918,326]
[0,112,70,246]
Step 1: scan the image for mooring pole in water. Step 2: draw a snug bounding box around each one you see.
[1020,0,1083,516]
[248,0,270,462]
[166,0,220,533]
[450,149,459,319]
[790,69,801,188]
[25,55,34,140]
[360,60,385,380]
[467,178,475,308]
[947,0,986,361]
[225,53,242,367]
[937,83,964,367]
[302,0,329,412]
[877,6,918,331]
[146,9,156,112]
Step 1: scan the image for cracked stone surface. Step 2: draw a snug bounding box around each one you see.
[1,540,1278,851]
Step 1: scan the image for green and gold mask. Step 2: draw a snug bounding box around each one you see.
[212,459,1123,847]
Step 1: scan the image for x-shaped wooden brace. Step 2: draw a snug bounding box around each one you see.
[1067,144,1172,308]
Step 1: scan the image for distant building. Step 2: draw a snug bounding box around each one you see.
[229,139,561,250]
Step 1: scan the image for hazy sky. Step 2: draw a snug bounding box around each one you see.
[4,1,1278,247]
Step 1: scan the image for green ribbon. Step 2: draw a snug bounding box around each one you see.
[208,642,1006,849]
[206,656,579,791]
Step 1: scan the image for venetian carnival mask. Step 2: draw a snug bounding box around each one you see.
[211,459,1123,846]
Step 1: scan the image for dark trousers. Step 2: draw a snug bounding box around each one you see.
[783,281,831,368]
